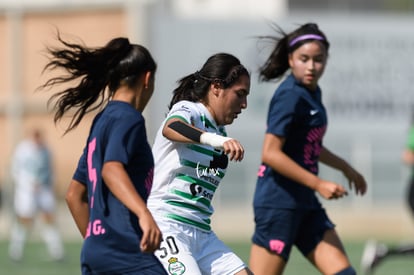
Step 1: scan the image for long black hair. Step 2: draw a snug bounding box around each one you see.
[168,53,249,110]
[39,33,157,134]
[259,22,329,82]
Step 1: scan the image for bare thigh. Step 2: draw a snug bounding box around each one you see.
[249,243,286,275]
[306,229,351,274]
[40,211,56,224]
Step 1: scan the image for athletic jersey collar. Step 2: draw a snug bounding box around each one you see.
[108,100,142,114]
[195,102,219,129]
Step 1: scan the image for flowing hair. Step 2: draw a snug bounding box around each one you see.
[259,22,329,82]
[39,32,156,134]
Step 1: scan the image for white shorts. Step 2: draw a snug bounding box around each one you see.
[154,217,246,275]
[14,184,56,218]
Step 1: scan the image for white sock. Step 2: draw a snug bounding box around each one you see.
[8,222,28,260]
[42,224,64,260]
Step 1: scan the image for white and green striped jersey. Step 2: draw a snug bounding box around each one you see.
[148,100,229,232]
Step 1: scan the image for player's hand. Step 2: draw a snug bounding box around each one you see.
[222,139,244,161]
[315,180,348,200]
[343,166,367,196]
[138,210,162,253]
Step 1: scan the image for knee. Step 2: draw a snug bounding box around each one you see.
[334,266,356,275]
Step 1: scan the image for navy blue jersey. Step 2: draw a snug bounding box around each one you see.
[73,101,159,273]
[254,74,327,209]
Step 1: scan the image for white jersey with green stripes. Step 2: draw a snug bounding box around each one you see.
[148,100,229,232]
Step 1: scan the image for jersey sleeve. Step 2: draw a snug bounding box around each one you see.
[165,101,197,125]
[266,88,300,137]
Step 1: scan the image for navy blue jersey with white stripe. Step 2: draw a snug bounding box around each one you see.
[73,101,161,274]
[253,74,327,209]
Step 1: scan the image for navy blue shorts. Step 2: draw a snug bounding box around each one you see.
[251,207,335,261]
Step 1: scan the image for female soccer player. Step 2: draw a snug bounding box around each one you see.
[40,34,166,274]
[148,53,253,275]
[249,23,367,275]
[9,128,64,262]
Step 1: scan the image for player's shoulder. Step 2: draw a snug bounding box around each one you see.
[168,100,201,118]
[170,100,198,111]
[273,85,300,103]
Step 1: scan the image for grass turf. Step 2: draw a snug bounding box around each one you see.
[0,240,413,274]
[227,240,414,275]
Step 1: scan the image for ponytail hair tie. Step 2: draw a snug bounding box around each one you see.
[194,71,213,82]
[193,72,199,85]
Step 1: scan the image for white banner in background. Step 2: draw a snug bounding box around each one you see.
[321,18,414,119]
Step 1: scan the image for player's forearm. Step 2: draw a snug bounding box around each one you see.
[65,179,89,237]
[263,151,320,190]
[70,204,89,238]
[319,146,349,172]
[164,119,232,149]
[402,149,414,165]
[163,119,202,143]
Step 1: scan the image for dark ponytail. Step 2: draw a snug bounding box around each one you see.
[168,53,249,110]
[259,22,329,82]
[39,32,156,134]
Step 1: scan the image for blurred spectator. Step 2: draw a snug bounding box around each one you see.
[361,117,414,274]
[8,128,64,262]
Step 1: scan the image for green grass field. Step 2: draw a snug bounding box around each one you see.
[0,240,413,274]
[230,240,414,275]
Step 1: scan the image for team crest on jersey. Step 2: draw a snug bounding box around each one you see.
[168,257,186,275]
